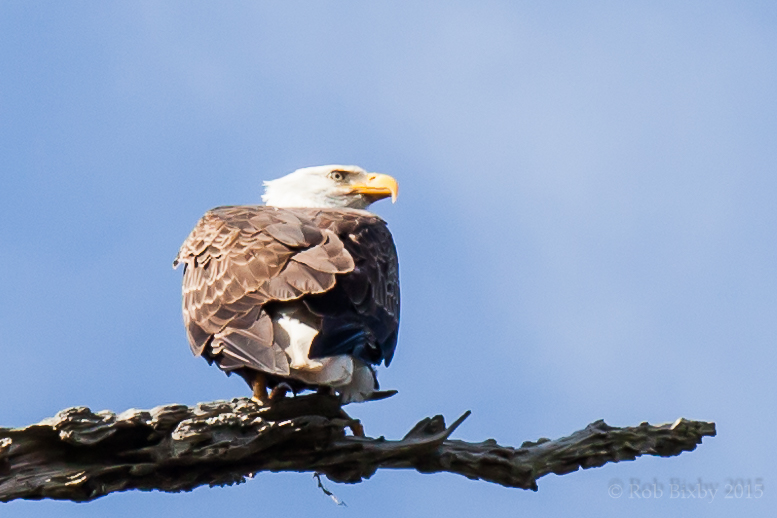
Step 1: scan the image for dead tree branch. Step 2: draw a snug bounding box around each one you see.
[0,394,715,502]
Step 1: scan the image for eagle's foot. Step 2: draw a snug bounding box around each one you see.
[269,383,291,402]
[349,421,365,437]
[317,386,336,396]
[251,372,269,406]
[338,407,365,437]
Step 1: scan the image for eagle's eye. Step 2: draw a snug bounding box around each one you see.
[329,171,347,182]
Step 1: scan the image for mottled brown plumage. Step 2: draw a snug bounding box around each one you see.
[174,205,399,394]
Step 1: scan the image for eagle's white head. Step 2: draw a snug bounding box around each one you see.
[262,165,398,210]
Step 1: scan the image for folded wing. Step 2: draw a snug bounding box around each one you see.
[174,206,399,380]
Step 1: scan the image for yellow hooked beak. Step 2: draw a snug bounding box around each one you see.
[348,173,399,203]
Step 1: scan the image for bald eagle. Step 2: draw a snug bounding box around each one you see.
[174,165,399,406]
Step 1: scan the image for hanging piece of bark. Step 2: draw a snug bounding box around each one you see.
[0,394,715,502]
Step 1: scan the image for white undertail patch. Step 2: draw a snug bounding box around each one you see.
[338,361,377,404]
[271,309,376,401]
[275,314,323,370]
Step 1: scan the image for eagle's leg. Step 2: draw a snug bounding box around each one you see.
[269,382,291,402]
[251,372,269,406]
[317,386,336,396]
[338,407,365,437]
[314,385,363,435]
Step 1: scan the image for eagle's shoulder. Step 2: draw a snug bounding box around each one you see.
[174,206,325,268]
[303,208,388,233]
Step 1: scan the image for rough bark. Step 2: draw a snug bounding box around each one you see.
[0,394,715,502]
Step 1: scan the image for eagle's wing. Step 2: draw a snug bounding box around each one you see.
[174,206,355,376]
[304,209,400,367]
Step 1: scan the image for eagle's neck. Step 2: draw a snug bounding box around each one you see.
[262,187,372,210]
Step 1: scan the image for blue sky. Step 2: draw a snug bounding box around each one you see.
[1,1,775,516]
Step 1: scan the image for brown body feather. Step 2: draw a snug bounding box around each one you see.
[174,206,399,390]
